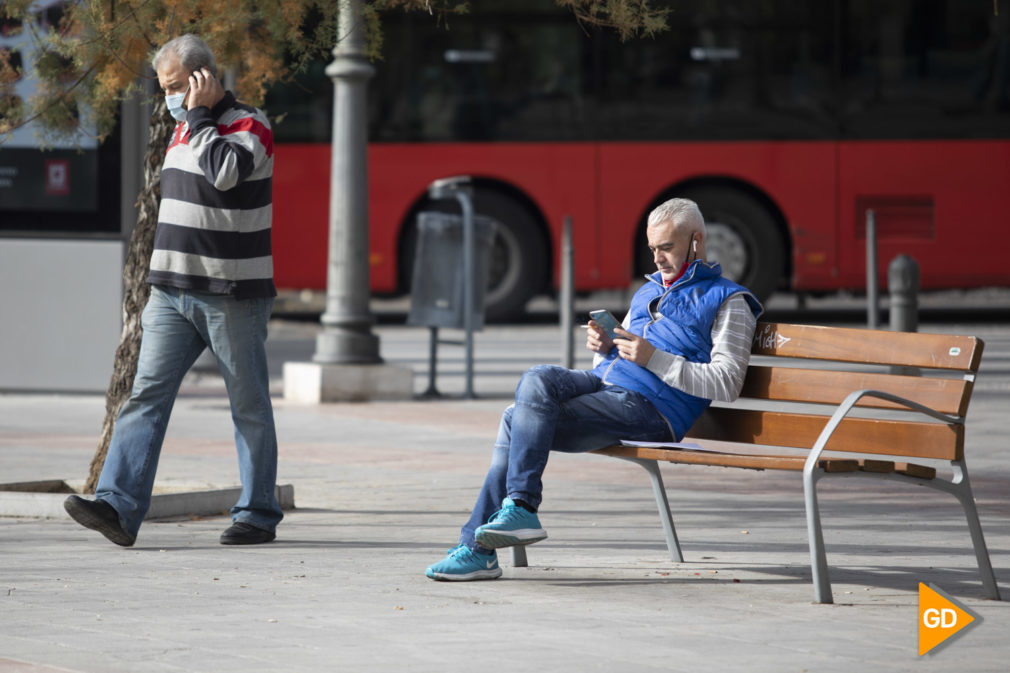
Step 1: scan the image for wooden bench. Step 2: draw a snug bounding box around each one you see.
[513,322,1001,604]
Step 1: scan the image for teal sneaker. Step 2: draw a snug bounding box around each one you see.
[425,544,502,581]
[474,497,547,549]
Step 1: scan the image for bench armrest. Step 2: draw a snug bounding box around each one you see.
[802,389,963,478]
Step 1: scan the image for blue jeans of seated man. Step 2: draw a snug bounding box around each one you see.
[96,285,283,538]
[459,364,673,549]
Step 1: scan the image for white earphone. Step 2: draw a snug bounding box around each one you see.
[693,239,698,252]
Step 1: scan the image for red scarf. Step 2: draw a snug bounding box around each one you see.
[663,262,689,287]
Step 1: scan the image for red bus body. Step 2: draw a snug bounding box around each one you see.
[273,139,1010,296]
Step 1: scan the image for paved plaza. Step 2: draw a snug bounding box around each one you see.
[1,300,1008,672]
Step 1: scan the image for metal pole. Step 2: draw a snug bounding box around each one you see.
[866,209,879,329]
[560,215,575,369]
[423,326,440,397]
[457,192,476,399]
[313,0,382,364]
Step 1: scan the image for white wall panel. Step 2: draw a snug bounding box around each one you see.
[0,239,122,392]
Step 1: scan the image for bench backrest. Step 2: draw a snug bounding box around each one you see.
[685,322,984,462]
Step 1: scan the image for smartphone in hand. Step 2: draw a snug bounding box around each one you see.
[589,309,622,340]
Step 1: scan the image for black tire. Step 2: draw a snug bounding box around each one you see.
[637,187,785,302]
[401,188,547,322]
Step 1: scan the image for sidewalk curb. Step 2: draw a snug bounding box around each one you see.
[0,481,295,519]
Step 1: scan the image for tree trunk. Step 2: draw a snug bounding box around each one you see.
[84,101,175,493]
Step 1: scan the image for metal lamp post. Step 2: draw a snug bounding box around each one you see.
[312,0,381,365]
[284,0,412,402]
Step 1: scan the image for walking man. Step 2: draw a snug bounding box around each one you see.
[65,34,282,546]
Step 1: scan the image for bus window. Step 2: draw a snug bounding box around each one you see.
[840,0,1010,139]
[371,5,588,142]
[589,0,837,141]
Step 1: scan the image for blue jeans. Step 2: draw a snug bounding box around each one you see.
[96,285,283,537]
[459,365,673,549]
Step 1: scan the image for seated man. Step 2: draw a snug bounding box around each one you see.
[425,197,763,581]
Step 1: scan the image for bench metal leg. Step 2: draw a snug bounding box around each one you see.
[950,461,1001,600]
[623,457,684,563]
[804,461,1001,604]
[803,467,833,604]
[512,457,684,568]
[849,464,1001,601]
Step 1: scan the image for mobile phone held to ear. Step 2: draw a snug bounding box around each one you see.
[589,309,622,340]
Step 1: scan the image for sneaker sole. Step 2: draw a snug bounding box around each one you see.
[220,533,277,545]
[474,528,547,549]
[63,498,135,547]
[426,567,503,581]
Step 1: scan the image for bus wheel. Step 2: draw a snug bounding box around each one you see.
[679,187,785,302]
[403,189,546,323]
[476,189,547,322]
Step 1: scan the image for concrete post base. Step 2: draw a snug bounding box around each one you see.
[283,361,413,403]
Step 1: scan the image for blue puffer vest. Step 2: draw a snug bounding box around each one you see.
[591,261,762,439]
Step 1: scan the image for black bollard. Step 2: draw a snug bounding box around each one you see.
[889,255,920,377]
[888,255,920,333]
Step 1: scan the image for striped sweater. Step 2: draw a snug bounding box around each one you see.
[147,91,276,299]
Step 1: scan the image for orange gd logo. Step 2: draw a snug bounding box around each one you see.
[918,583,982,656]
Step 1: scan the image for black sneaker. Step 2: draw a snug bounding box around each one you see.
[220,522,276,545]
[63,495,136,547]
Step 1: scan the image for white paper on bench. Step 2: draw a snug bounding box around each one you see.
[618,440,713,451]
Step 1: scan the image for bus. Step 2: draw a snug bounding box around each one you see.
[275,1,1009,320]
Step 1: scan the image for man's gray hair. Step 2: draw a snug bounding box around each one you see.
[647,198,705,235]
[152,34,217,76]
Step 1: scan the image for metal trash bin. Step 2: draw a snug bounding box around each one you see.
[407,211,497,329]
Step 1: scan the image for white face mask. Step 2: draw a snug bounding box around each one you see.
[165,88,189,122]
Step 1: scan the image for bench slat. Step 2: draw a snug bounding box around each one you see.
[687,407,962,461]
[595,447,937,480]
[593,445,858,472]
[740,365,973,416]
[857,459,896,473]
[895,462,937,479]
[850,459,933,479]
[753,323,983,372]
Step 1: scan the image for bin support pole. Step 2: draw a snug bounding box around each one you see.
[456,192,476,399]
[560,215,575,369]
[423,326,441,397]
[866,209,879,330]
